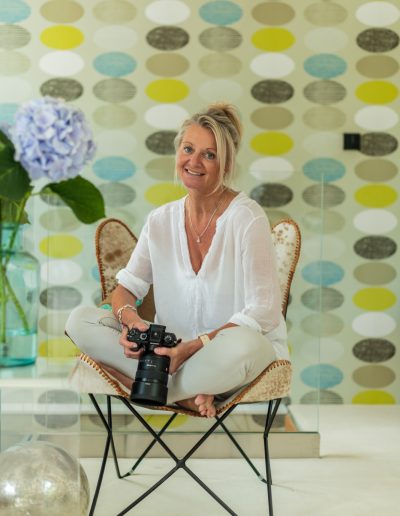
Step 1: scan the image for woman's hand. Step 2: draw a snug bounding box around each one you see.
[119,320,149,359]
[154,338,201,374]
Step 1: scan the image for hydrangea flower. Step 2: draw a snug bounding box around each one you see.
[9,96,96,182]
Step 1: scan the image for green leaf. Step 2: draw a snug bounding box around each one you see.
[45,176,106,224]
[0,162,32,202]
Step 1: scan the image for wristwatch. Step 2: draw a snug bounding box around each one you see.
[198,333,211,346]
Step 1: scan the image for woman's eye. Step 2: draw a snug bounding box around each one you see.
[204,151,216,160]
[183,145,192,154]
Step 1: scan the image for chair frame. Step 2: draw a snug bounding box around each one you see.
[85,218,301,516]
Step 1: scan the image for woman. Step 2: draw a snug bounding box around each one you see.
[66,103,288,417]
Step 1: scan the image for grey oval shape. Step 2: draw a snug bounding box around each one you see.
[199,27,242,52]
[354,236,397,259]
[357,28,399,53]
[354,263,396,285]
[146,52,189,76]
[301,390,343,404]
[302,184,345,208]
[98,182,136,207]
[360,133,398,156]
[35,390,79,428]
[40,286,82,310]
[146,130,177,155]
[146,26,189,51]
[0,24,31,49]
[355,159,397,182]
[301,287,344,311]
[356,55,399,78]
[250,183,293,208]
[40,78,83,101]
[353,339,396,363]
[303,80,346,105]
[251,106,294,129]
[252,2,295,25]
[352,365,395,388]
[251,80,294,103]
[93,78,136,103]
[145,157,176,180]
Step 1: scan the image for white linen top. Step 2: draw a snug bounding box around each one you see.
[116,191,288,360]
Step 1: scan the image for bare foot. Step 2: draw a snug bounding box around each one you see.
[177,394,216,418]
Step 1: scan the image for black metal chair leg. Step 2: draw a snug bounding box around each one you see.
[263,398,282,516]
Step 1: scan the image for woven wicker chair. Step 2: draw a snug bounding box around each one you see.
[70,217,301,516]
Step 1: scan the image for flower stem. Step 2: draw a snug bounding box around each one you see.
[0,195,31,347]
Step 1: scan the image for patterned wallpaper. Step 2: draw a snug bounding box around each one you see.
[0,0,398,405]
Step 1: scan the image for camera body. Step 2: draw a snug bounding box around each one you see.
[127,324,179,406]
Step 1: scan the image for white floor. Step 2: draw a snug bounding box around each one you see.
[80,405,400,516]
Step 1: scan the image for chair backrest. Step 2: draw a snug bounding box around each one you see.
[96,217,301,321]
[271,219,301,318]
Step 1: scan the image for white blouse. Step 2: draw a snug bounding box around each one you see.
[116,192,288,360]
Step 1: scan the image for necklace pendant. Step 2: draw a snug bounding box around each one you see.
[196,237,201,244]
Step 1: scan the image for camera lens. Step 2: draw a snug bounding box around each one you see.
[130,352,170,406]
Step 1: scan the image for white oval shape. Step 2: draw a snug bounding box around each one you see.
[41,260,82,285]
[250,53,295,78]
[144,104,189,129]
[198,79,242,102]
[145,0,190,24]
[352,312,396,337]
[354,106,398,131]
[356,1,400,26]
[93,26,137,50]
[305,28,348,52]
[303,235,345,259]
[353,209,397,234]
[39,51,84,76]
[95,130,137,155]
[249,157,294,181]
[302,338,345,363]
[303,132,342,156]
[0,77,31,102]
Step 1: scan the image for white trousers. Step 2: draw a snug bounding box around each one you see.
[65,306,277,404]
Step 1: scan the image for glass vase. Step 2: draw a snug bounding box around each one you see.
[0,223,40,367]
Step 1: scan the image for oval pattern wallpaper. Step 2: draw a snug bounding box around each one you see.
[0,0,398,405]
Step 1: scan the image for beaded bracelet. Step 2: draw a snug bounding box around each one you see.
[117,304,137,326]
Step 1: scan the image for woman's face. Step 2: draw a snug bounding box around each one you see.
[176,124,221,194]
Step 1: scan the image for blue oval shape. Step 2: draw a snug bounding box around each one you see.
[199,1,243,25]
[303,158,346,183]
[0,103,18,125]
[93,52,137,77]
[304,54,347,79]
[0,0,31,23]
[93,157,136,181]
[91,265,100,282]
[302,261,345,286]
[301,364,344,389]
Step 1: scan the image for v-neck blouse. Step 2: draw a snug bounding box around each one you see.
[116,192,288,360]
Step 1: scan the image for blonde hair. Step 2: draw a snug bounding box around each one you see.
[174,102,243,191]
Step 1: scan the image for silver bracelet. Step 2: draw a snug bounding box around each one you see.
[117,304,137,326]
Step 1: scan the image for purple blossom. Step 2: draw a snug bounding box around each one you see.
[9,96,97,182]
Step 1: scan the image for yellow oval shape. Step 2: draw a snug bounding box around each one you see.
[353,288,396,311]
[39,337,79,358]
[251,132,293,155]
[352,390,395,404]
[144,414,188,429]
[40,25,84,49]
[356,81,398,104]
[355,184,397,207]
[146,79,189,102]
[251,28,295,51]
[39,234,83,258]
[145,183,187,206]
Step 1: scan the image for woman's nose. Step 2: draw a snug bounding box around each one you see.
[188,152,202,166]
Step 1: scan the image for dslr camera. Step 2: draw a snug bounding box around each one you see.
[127,324,179,406]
